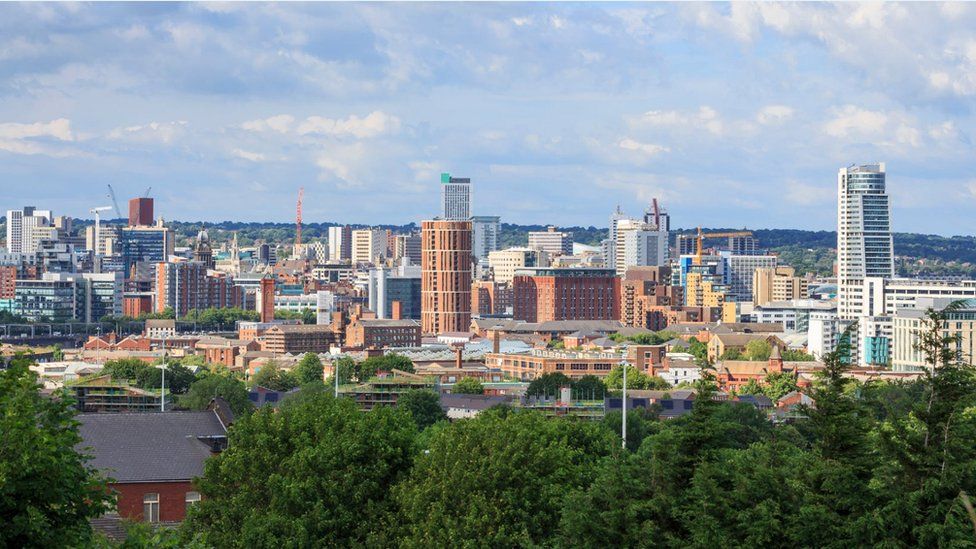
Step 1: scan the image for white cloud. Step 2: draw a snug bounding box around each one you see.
[241,115,295,134]
[511,17,532,27]
[634,106,723,135]
[106,121,188,144]
[315,143,368,187]
[618,138,670,156]
[823,105,887,138]
[894,124,921,147]
[0,118,75,156]
[297,111,401,138]
[232,148,266,162]
[756,105,794,125]
[784,181,831,206]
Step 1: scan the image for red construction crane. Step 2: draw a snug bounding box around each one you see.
[652,198,660,230]
[296,187,304,248]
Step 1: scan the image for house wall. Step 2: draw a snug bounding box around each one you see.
[113,480,197,522]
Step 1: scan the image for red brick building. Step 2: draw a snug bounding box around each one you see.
[77,405,230,524]
[0,265,15,299]
[512,268,619,323]
[154,261,242,317]
[421,219,472,335]
[128,197,154,227]
[471,280,512,317]
[345,318,421,349]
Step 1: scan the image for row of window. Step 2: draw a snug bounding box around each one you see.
[143,491,200,522]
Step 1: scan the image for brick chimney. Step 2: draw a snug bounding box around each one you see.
[491,329,500,354]
[331,311,346,333]
[455,345,463,369]
[391,300,402,320]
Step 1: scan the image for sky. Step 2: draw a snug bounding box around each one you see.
[0,2,974,235]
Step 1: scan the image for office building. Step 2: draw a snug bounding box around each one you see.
[751,299,836,334]
[528,226,573,256]
[837,163,893,321]
[676,234,697,256]
[892,298,976,371]
[6,207,53,254]
[441,173,471,220]
[471,280,513,317]
[0,266,15,299]
[128,198,154,226]
[393,233,422,265]
[421,219,472,335]
[328,226,352,261]
[728,235,759,255]
[154,261,241,317]
[260,324,341,355]
[724,254,777,302]
[512,268,619,323]
[488,247,547,285]
[352,228,386,264]
[753,266,808,307]
[616,223,669,275]
[13,276,77,322]
[471,216,500,261]
[121,224,175,272]
[603,206,632,269]
[368,265,422,320]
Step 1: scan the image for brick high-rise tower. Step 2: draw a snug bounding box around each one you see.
[259,276,275,323]
[421,219,472,335]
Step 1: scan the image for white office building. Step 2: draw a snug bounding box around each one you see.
[441,173,471,220]
[528,226,573,256]
[6,207,53,254]
[724,254,778,302]
[351,229,386,264]
[616,225,669,275]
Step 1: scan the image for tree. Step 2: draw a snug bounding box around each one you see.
[605,364,667,391]
[395,409,615,547]
[136,362,197,395]
[687,337,708,363]
[179,373,253,416]
[248,361,298,392]
[571,375,607,400]
[526,372,572,398]
[325,356,356,386]
[101,357,147,381]
[301,308,316,325]
[763,371,800,400]
[397,389,447,430]
[719,348,743,360]
[0,355,114,547]
[452,377,484,395]
[782,349,815,361]
[184,393,417,547]
[294,353,324,385]
[52,344,64,361]
[744,339,772,361]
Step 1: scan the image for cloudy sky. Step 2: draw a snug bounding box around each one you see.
[0,2,974,234]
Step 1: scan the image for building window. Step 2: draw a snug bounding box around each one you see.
[143,493,160,522]
[185,491,201,510]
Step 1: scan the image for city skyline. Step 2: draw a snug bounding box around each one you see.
[0,3,974,235]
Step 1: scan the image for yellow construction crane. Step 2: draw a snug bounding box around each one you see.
[694,227,753,264]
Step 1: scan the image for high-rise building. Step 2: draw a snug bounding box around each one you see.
[471,215,500,261]
[421,219,472,334]
[154,261,241,317]
[603,206,632,268]
[394,233,422,265]
[724,254,777,302]
[512,268,619,323]
[328,226,352,261]
[753,266,808,307]
[441,173,471,220]
[368,265,422,320]
[615,223,669,275]
[352,229,386,264]
[837,163,893,321]
[121,224,175,272]
[5,207,53,254]
[128,198,154,227]
[488,248,546,284]
[258,276,275,323]
[528,226,573,256]
[728,235,759,256]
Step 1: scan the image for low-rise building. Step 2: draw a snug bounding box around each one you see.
[260,324,341,354]
[485,348,623,381]
[345,318,421,349]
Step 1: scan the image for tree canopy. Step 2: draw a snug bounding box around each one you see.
[0,354,114,547]
[294,353,324,385]
[248,361,299,392]
[178,372,253,416]
[452,377,484,395]
[605,364,670,391]
[397,389,447,430]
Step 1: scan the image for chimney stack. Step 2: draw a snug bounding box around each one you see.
[455,345,463,369]
[491,330,500,354]
[391,300,402,320]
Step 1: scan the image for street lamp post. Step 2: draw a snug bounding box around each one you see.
[621,362,627,450]
[156,362,168,412]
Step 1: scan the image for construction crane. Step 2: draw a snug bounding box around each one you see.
[106,184,132,271]
[651,198,661,230]
[693,227,754,265]
[295,187,304,250]
[143,186,152,198]
[106,184,123,220]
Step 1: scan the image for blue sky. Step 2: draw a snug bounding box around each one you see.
[0,2,974,235]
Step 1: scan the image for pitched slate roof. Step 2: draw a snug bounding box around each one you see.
[77,411,226,483]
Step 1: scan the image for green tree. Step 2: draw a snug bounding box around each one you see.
[452,377,484,395]
[184,393,417,547]
[571,375,607,400]
[687,337,708,364]
[605,364,668,391]
[136,362,196,394]
[397,389,447,430]
[179,373,253,416]
[294,353,324,385]
[762,371,800,400]
[744,339,772,361]
[0,354,114,547]
[395,409,615,547]
[248,361,298,392]
[782,349,815,361]
[101,357,147,381]
[526,372,572,398]
[325,356,356,386]
[301,308,316,325]
[51,343,64,361]
[719,348,743,360]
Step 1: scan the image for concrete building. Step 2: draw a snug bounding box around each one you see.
[368,265,422,320]
[441,173,471,220]
[121,224,175,272]
[528,226,573,256]
[512,268,619,323]
[724,254,777,302]
[753,266,808,307]
[752,299,837,334]
[352,229,386,264]
[6,207,53,254]
[892,298,976,371]
[488,247,546,284]
[328,225,352,261]
[393,233,422,265]
[471,216,500,261]
[808,310,840,359]
[616,223,669,275]
[421,219,472,335]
